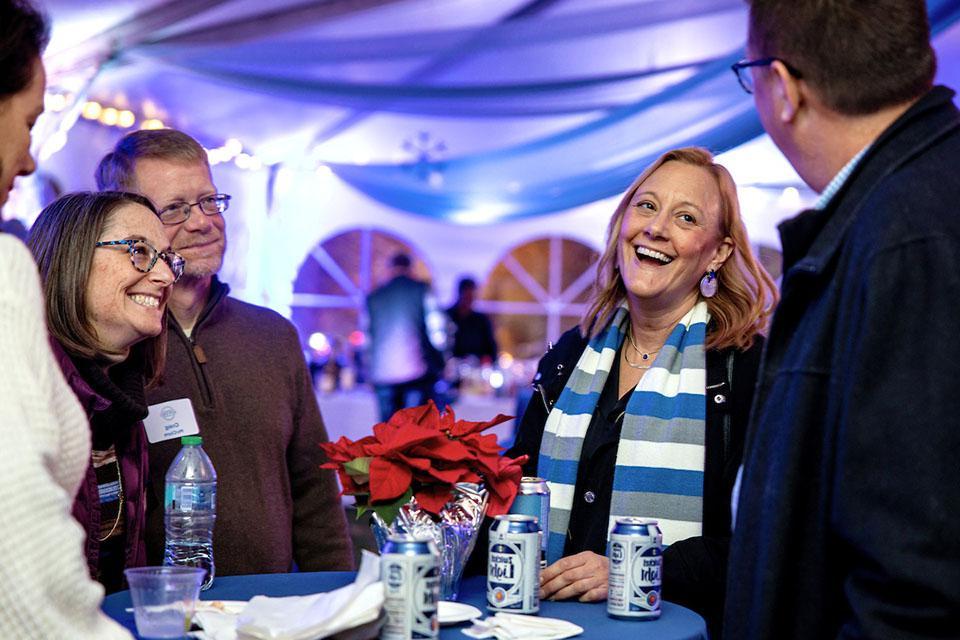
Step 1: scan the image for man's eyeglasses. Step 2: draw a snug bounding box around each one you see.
[157,194,231,226]
[731,57,803,94]
[95,239,185,282]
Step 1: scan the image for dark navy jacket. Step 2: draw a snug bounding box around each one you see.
[726,87,960,638]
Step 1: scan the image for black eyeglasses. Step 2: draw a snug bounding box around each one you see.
[157,194,231,226]
[731,57,803,94]
[95,239,185,282]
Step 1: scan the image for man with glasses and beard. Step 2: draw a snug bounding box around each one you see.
[96,129,353,577]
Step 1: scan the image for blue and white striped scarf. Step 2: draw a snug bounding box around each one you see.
[537,302,708,564]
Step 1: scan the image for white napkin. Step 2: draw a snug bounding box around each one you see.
[462,613,583,640]
[192,550,383,640]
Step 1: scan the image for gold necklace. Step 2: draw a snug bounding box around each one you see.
[624,329,660,369]
[97,458,125,542]
[623,348,653,370]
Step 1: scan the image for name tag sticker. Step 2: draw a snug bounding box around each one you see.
[144,398,200,443]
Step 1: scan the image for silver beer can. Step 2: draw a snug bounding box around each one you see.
[487,514,540,614]
[508,476,550,568]
[607,517,662,620]
[381,533,440,639]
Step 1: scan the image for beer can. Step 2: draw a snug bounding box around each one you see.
[607,517,662,620]
[487,514,540,614]
[381,533,440,639]
[508,477,550,567]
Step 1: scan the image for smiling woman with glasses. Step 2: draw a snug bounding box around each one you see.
[27,190,178,594]
[95,238,186,282]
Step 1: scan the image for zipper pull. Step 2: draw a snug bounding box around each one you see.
[193,344,208,364]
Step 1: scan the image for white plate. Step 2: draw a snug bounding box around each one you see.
[438,601,482,625]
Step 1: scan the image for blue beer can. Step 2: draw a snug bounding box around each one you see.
[381,533,440,639]
[508,477,550,568]
[606,517,662,620]
[487,514,540,614]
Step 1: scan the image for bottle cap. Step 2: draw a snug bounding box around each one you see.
[181,436,203,445]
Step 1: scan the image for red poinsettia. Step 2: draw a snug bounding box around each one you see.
[320,401,528,523]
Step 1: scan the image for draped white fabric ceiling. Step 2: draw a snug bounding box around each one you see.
[10,0,960,315]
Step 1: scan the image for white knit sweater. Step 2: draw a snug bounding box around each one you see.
[0,235,131,639]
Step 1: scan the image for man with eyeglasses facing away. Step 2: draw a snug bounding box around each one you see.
[726,0,960,637]
[96,129,353,577]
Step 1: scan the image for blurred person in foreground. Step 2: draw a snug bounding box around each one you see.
[96,129,353,574]
[0,1,132,636]
[29,192,180,593]
[366,252,447,421]
[726,1,960,637]
[508,147,777,636]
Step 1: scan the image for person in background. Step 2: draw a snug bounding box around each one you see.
[508,147,777,637]
[726,0,960,636]
[365,252,446,420]
[447,276,498,364]
[0,2,132,636]
[96,128,353,575]
[29,192,181,593]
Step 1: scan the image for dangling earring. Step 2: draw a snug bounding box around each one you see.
[700,269,718,298]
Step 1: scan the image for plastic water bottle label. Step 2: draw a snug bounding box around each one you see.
[165,484,216,512]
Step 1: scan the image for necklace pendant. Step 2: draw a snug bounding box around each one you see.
[642,353,649,360]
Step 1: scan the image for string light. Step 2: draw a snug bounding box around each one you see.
[99,107,119,126]
[81,100,102,120]
[118,110,136,128]
[62,95,267,172]
[46,93,69,112]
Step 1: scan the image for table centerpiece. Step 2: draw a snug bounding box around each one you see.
[320,401,527,600]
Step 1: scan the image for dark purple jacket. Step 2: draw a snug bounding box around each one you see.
[52,340,149,585]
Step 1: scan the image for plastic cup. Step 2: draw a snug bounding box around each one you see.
[124,566,206,639]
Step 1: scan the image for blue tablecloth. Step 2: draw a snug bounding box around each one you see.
[102,572,707,640]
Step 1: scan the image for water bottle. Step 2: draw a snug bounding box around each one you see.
[163,436,216,590]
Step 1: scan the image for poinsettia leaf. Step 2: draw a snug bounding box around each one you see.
[485,454,529,516]
[450,413,514,437]
[344,456,371,474]
[351,493,372,519]
[387,402,435,428]
[369,456,413,501]
[410,437,473,461]
[370,422,441,453]
[320,435,376,463]
[343,456,372,484]
[371,488,414,525]
[414,485,454,515]
[413,464,470,484]
[337,471,365,495]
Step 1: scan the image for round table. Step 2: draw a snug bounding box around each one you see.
[103,572,707,640]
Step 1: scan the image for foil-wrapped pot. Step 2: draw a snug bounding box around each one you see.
[370,482,488,601]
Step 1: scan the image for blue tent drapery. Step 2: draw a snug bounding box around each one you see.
[328,0,960,222]
[121,0,960,223]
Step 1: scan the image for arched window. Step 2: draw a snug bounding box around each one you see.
[480,236,599,359]
[290,228,431,349]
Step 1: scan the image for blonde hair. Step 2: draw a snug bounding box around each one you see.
[581,147,778,351]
